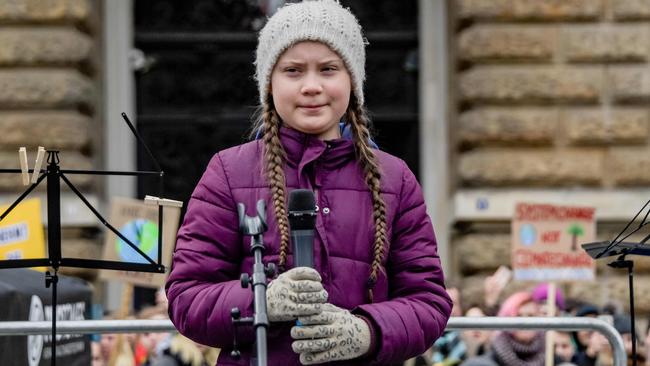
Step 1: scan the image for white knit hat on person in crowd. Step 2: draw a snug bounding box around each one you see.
[255,0,367,106]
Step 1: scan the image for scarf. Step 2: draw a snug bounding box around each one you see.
[491,331,545,366]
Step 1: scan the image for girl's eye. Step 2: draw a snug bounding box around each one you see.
[284,67,299,74]
[322,66,337,72]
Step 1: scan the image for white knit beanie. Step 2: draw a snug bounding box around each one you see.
[255,0,367,106]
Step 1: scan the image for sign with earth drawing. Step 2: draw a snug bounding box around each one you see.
[512,202,596,282]
[99,197,181,287]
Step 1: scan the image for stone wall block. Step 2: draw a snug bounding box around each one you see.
[458,25,555,62]
[568,275,650,312]
[0,28,92,65]
[58,238,101,279]
[0,150,92,190]
[609,66,650,102]
[0,70,93,108]
[0,0,90,23]
[564,108,649,144]
[459,108,557,146]
[456,0,603,20]
[607,147,650,185]
[0,111,91,150]
[612,0,650,20]
[455,233,511,273]
[563,25,649,62]
[460,66,602,103]
[459,148,604,186]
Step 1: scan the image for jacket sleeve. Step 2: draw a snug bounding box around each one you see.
[353,160,452,364]
[165,153,255,348]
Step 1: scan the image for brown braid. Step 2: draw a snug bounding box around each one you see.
[259,101,291,273]
[346,98,388,303]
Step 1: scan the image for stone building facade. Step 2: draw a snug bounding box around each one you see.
[0,0,101,282]
[453,0,650,312]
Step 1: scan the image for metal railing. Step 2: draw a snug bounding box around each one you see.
[447,317,626,366]
[0,317,626,366]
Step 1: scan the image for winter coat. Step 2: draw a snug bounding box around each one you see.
[166,126,452,365]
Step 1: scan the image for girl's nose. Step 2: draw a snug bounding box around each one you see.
[300,73,323,95]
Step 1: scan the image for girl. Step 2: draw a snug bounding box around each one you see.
[165,1,451,365]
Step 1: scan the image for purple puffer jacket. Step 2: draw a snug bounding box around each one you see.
[166,127,452,365]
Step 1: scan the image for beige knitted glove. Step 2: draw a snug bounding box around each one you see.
[266,267,328,322]
[291,303,372,365]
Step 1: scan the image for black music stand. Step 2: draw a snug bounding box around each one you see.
[582,199,650,366]
[0,113,167,366]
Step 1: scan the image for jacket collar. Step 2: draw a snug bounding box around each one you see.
[279,126,356,172]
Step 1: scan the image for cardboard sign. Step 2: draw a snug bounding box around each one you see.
[99,197,181,288]
[512,202,596,282]
[0,198,46,271]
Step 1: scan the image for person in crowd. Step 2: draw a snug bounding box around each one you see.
[102,312,138,366]
[108,337,136,366]
[570,304,601,366]
[100,332,119,365]
[563,298,587,316]
[92,340,106,366]
[554,331,576,363]
[134,305,173,366]
[154,286,168,310]
[164,0,452,364]
[461,306,492,359]
[461,291,551,366]
[482,266,511,316]
[427,286,467,366]
[613,314,645,365]
[150,334,219,366]
[531,282,565,316]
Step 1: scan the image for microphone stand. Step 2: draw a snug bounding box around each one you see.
[582,199,650,366]
[231,199,275,366]
[608,254,638,366]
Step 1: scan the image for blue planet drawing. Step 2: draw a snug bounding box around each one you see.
[115,219,159,263]
[519,224,537,246]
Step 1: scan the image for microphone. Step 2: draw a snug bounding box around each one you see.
[288,189,317,268]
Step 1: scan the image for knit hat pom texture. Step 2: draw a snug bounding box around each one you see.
[255,0,366,105]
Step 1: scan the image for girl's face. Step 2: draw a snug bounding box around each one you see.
[270,41,352,140]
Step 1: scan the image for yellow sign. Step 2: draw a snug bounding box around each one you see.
[0,198,46,271]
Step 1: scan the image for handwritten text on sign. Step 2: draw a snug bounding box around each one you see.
[512,203,596,281]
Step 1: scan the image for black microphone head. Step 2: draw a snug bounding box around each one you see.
[288,189,315,211]
[288,189,317,230]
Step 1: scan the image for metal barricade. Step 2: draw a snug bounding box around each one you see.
[447,317,626,366]
[0,316,627,366]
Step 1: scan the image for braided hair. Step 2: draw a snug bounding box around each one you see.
[253,95,388,302]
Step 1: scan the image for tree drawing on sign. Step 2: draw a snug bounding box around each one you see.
[568,224,584,251]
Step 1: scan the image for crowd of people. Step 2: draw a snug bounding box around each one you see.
[91,287,219,366]
[406,274,649,366]
[92,277,650,366]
